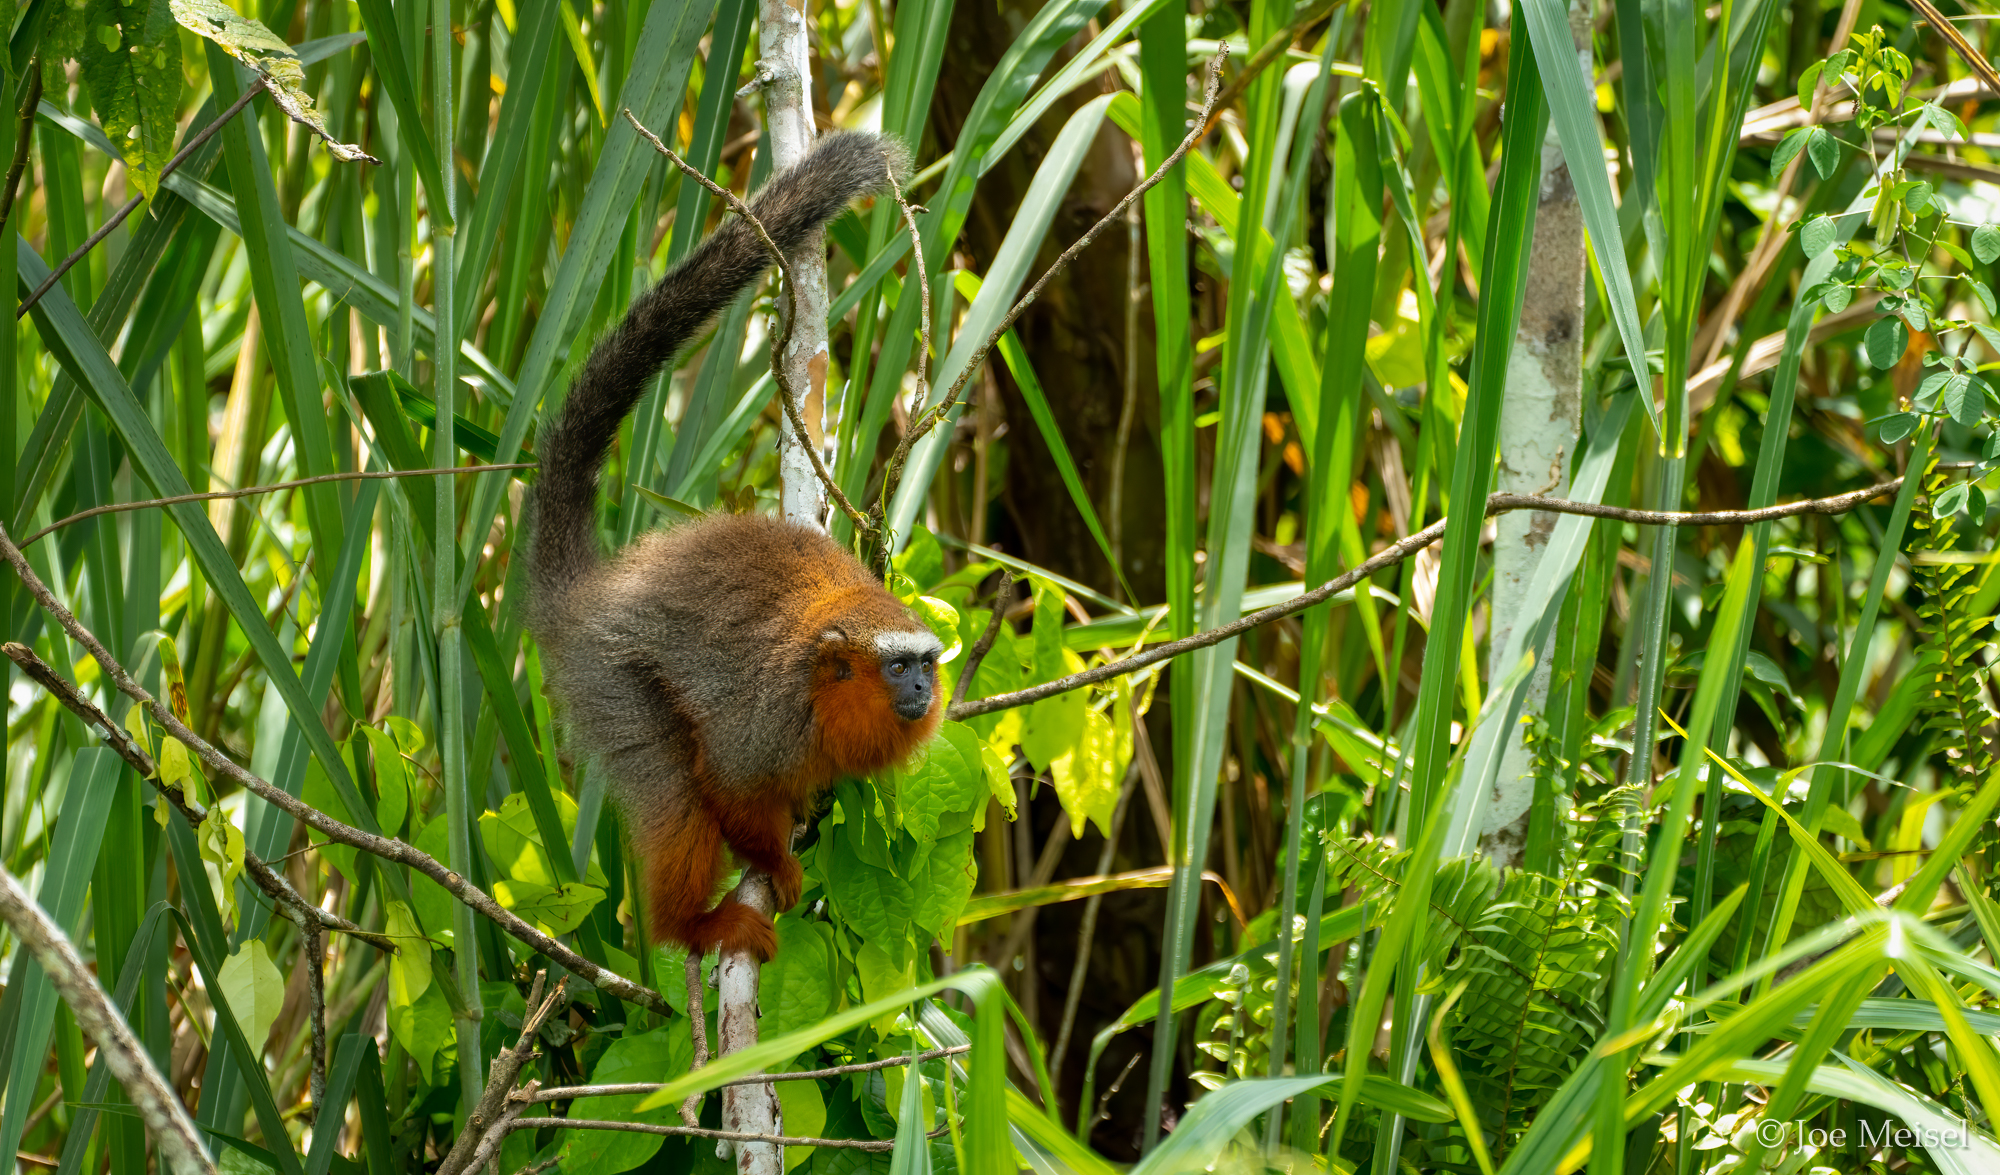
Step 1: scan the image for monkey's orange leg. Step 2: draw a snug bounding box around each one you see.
[635,800,728,951]
[712,794,804,912]
[638,796,781,961]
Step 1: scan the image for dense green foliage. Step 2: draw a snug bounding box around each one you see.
[12,0,2000,1170]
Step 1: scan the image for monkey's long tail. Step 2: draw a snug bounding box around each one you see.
[530,131,907,601]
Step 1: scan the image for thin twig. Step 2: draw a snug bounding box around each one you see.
[862,170,936,563]
[18,80,267,319]
[508,1118,947,1150]
[0,863,217,1175]
[681,952,708,1127]
[948,477,1913,720]
[0,641,398,953]
[20,463,537,546]
[949,571,1014,708]
[1206,0,1338,129]
[875,47,1229,515]
[0,527,672,1016]
[621,109,873,535]
[1092,1051,1143,1133]
[0,65,42,242]
[533,1045,974,1102]
[301,915,327,1126]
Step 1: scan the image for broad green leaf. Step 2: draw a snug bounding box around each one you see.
[1975,224,2000,264]
[760,915,837,1065]
[216,941,286,1052]
[556,1023,696,1167]
[491,879,605,935]
[383,901,433,1009]
[1049,703,1128,838]
[1806,126,1839,177]
[79,0,181,197]
[1864,315,1907,369]
[1800,214,1836,258]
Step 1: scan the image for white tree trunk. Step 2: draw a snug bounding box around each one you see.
[765,0,830,528]
[1480,0,1589,867]
[719,2,819,1171]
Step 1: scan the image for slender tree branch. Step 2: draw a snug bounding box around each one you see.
[0,65,42,242]
[302,915,327,1126]
[0,641,399,953]
[0,863,217,1175]
[507,1118,945,1150]
[863,169,935,563]
[681,952,709,1127]
[0,526,672,1016]
[534,1045,973,1102]
[949,571,1014,708]
[948,478,1912,720]
[874,46,1229,517]
[621,109,873,535]
[19,463,537,547]
[466,1085,537,1175]
[18,79,268,319]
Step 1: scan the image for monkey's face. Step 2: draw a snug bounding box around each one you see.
[810,626,944,775]
[874,630,942,721]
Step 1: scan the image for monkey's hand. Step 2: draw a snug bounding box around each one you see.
[768,855,804,913]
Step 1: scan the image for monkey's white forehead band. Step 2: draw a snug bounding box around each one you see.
[874,630,943,659]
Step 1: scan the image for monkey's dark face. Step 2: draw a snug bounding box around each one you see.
[881,649,937,720]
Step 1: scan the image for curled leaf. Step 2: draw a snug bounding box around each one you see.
[170,0,380,164]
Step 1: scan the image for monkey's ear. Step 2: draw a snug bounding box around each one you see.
[818,628,848,646]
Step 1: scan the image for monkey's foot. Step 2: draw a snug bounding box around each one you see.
[695,899,779,962]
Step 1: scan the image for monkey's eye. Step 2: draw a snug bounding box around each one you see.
[889,660,909,677]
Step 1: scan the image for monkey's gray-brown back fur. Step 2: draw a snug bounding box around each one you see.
[535,512,923,798]
[528,131,907,607]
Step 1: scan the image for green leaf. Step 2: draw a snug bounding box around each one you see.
[383,900,433,1008]
[78,0,182,198]
[1769,127,1808,175]
[1936,481,1972,517]
[1822,283,1852,313]
[1876,412,1918,443]
[169,0,374,162]
[909,595,964,663]
[216,941,286,1053]
[1806,127,1840,179]
[1864,315,1908,369]
[385,981,452,1086]
[1049,703,1128,838]
[491,879,605,935]
[1795,58,1823,109]
[895,721,988,844]
[909,828,978,939]
[759,915,837,1066]
[1974,224,2000,264]
[1943,372,1982,428]
[1800,214,1837,258]
[197,806,246,933]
